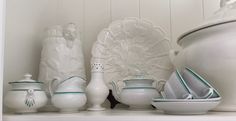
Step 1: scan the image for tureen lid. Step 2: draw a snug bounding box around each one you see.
[178,0,236,44]
[123,74,154,81]
[9,74,43,84]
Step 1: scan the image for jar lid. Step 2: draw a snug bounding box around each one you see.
[123,74,154,81]
[9,74,43,84]
[178,0,236,44]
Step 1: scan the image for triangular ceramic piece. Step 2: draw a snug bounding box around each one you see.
[183,67,220,99]
[162,70,193,99]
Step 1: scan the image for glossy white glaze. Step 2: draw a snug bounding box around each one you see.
[91,18,173,91]
[51,93,87,113]
[175,17,236,111]
[4,74,47,113]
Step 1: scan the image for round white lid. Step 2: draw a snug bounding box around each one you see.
[123,74,154,81]
[9,74,42,83]
[178,0,236,44]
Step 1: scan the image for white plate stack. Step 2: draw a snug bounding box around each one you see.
[152,67,221,115]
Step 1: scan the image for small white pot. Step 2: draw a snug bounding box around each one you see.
[4,74,48,113]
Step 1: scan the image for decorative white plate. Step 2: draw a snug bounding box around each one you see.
[152,100,220,115]
[91,18,173,91]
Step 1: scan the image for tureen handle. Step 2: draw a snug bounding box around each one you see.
[156,80,166,98]
[156,80,166,92]
[169,49,179,66]
[48,77,60,97]
[110,81,122,102]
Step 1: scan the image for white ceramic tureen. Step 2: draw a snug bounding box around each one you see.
[111,75,161,109]
[4,74,48,113]
[173,0,236,111]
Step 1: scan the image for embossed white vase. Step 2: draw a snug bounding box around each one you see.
[86,61,109,111]
[38,23,86,95]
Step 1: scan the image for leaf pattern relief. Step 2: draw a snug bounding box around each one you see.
[92,18,174,89]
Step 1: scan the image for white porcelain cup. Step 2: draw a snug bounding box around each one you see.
[158,70,193,99]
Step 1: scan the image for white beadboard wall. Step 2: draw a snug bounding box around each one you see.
[3,0,221,107]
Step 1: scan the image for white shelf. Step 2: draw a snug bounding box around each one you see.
[3,109,236,121]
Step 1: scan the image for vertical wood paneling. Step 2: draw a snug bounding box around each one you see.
[111,0,140,20]
[140,0,171,38]
[84,0,111,80]
[4,0,58,112]
[170,0,204,47]
[203,0,221,19]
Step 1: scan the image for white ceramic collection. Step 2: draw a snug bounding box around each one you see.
[7,3,235,114]
[4,74,48,113]
[172,0,236,111]
[49,76,87,113]
[111,76,160,109]
[91,18,173,92]
[86,61,109,111]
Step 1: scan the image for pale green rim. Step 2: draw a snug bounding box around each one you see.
[54,92,85,94]
[11,89,43,91]
[152,97,221,102]
[9,81,43,84]
[123,87,156,90]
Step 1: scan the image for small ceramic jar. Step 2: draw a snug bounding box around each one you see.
[111,75,161,109]
[4,74,48,113]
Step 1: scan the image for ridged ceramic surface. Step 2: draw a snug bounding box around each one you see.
[92,18,173,90]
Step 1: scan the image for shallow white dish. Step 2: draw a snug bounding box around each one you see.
[152,97,221,102]
[91,18,173,92]
[152,100,220,115]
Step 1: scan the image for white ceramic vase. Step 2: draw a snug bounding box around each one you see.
[38,23,86,95]
[86,62,109,111]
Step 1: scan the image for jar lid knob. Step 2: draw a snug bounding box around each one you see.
[24,73,32,80]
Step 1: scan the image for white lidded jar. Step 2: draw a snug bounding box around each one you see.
[4,74,48,113]
[86,61,109,111]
